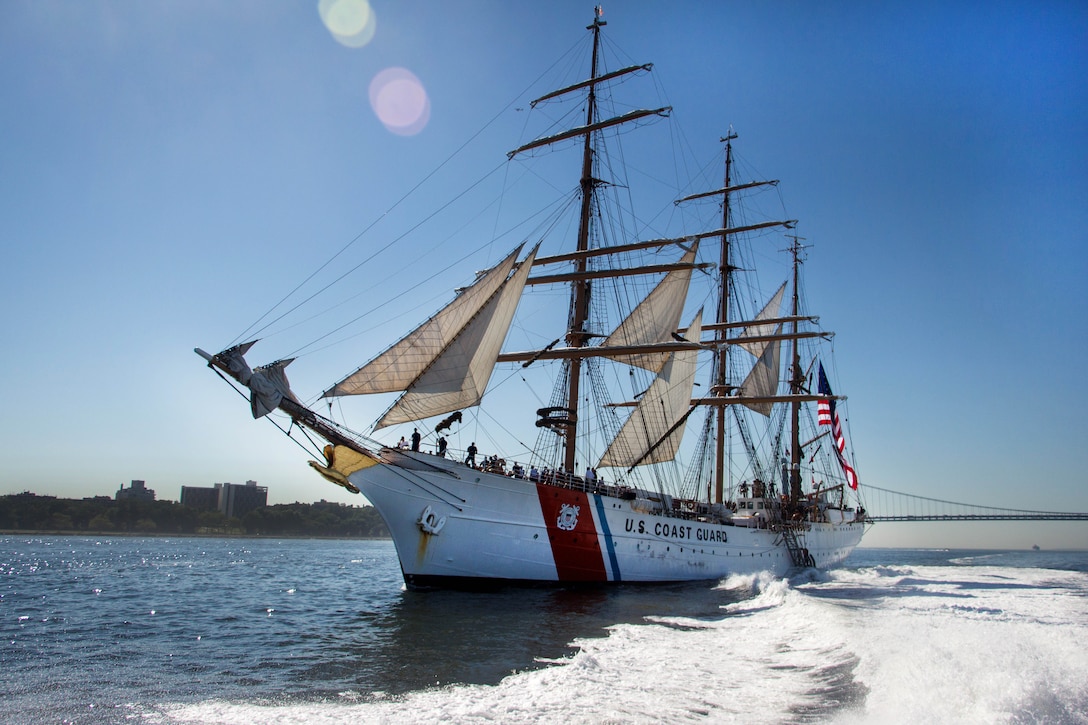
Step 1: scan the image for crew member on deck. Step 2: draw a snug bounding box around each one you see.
[437,436,448,457]
[411,428,421,452]
[466,442,477,467]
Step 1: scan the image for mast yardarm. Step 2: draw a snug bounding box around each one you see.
[529,221,797,268]
[507,107,671,159]
[529,63,654,107]
[675,179,779,205]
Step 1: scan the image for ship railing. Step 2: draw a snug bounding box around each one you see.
[439,447,739,522]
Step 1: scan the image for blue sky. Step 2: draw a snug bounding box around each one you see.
[2,1,1086,549]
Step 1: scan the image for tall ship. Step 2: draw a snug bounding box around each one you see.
[198,9,867,588]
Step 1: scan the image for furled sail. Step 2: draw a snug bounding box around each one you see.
[345,245,538,429]
[207,341,299,420]
[735,281,787,359]
[738,323,782,416]
[598,309,704,468]
[249,358,299,419]
[598,242,698,373]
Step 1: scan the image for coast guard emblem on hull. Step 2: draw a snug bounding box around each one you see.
[556,503,580,531]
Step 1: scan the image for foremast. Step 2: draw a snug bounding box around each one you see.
[564,9,602,475]
[508,7,670,473]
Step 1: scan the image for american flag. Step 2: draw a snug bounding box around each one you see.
[817,363,858,490]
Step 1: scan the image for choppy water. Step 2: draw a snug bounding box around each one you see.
[2,536,1086,724]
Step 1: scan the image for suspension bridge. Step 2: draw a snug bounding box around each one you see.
[858,484,1088,522]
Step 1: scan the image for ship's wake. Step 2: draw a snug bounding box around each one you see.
[154,563,1088,724]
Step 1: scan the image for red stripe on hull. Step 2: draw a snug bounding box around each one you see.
[535,484,608,582]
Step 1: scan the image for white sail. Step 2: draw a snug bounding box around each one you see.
[738,323,782,416]
[736,281,787,359]
[598,243,697,373]
[374,245,539,429]
[324,246,524,399]
[598,309,704,468]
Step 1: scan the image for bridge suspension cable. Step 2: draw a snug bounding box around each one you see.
[858,483,1088,522]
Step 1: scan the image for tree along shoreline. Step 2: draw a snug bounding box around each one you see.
[0,494,390,538]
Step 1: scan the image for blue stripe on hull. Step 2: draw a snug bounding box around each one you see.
[593,493,621,582]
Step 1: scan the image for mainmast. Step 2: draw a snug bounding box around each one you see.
[676,134,790,504]
[712,133,737,504]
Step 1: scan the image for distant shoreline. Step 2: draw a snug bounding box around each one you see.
[0,494,390,538]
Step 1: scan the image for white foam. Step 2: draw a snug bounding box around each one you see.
[816,565,1088,723]
[157,564,1088,724]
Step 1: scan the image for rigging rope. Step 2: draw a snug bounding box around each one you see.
[229,38,589,354]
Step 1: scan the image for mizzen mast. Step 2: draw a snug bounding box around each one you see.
[787,236,807,503]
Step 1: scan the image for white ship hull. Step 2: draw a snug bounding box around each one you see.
[349,450,864,588]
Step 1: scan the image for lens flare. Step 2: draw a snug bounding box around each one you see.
[318,0,377,48]
[369,67,431,136]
